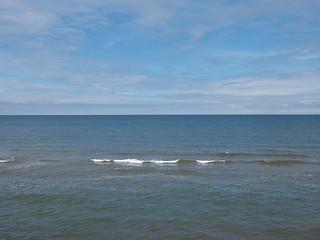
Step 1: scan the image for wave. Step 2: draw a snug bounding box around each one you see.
[150,160,180,164]
[221,159,319,165]
[257,159,317,165]
[113,159,145,164]
[90,159,180,165]
[216,152,309,158]
[90,158,319,166]
[110,151,309,159]
[91,158,224,165]
[0,157,15,163]
[195,160,226,164]
[90,159,113,163]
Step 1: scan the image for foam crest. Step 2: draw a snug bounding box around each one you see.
[196,160,226,164]
[90,158,180,165]
[113,159,145,164]
[90,158,318,166]
[150,159,179,164]
[90,159,113,163]
[0,157,15,163]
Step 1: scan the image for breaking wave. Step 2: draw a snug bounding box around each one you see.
[195,160,226,164]
[108,151,310,159]
[90,158,319,165]
[90,158,225,165]
[216,152,309,158]
[90,159,180,165]
[0,157,15,163]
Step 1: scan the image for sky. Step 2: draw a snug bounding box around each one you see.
[0,0,320,114]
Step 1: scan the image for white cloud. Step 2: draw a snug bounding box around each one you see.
[116,91,136,96]
[228,104,243,109]
[54,98,131,105]
[1,0,319,40]
[300,99,320,105]
[152,68,320,99]
[0,0,319,114]
[0,0,60,34]
[205,69,320,96]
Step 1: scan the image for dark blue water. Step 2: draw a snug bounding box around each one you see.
[1,115,320,239]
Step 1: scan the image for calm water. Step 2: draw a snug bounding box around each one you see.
[1,115,320,239]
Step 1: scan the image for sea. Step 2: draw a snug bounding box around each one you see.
[1,115,319,239]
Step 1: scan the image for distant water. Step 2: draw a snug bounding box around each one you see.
[1,115,320,239]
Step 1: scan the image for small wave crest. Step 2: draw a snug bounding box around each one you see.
[91,159,227,165]
[217,152,309,158]
[113,159,145,164]
[0,157,15,163]
[90,158,319,166]
[90,159,113,163]
[196,160,226,164]
[90,159,180,165]
[259,159,315,165]
[150,160,179,164]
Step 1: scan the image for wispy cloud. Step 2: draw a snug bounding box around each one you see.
[0,0,319,114]
[0,0,59,35]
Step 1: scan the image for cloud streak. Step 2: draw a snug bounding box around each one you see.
[0,0,319,114]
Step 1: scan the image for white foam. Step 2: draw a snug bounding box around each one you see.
[0,157,15,163]
[90,159,113,163]
[113,159,145,164]
[150,159,179,164]
[90,158,180,165]
[196,160,226,164]
[0,159,10,163]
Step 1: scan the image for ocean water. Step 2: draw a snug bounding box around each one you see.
[1,115,319,239]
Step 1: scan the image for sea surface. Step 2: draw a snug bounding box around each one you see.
[1,115,320,239]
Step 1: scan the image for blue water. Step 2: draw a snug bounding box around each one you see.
[1,115,320,239]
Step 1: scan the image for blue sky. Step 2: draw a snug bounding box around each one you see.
[0,0,320,114]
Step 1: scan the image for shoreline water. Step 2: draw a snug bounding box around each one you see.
[1,115,319,239]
